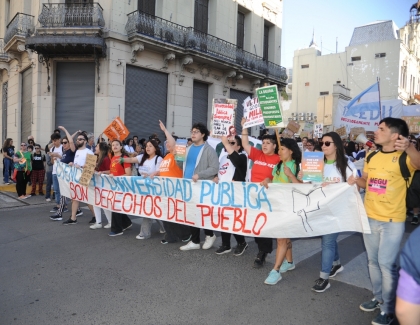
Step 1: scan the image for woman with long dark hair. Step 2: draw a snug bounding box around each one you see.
[90,142,112,229]
[2,138,14,185]
[261,138,302,285]
[121,139,165,239]
[310,132,356,293]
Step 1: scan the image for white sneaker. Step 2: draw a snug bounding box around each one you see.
[104,223,111,229]
[136,234,145,240]
[90,223,102,230]
[202,235,216,250]
[180,241,200,251]
[159,229,166,234]
[46,198,51,202]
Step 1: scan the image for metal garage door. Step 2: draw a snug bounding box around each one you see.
[192,81,208,127]
[56,62,95,133]
[125,65,168,141]
[21,69,32,142]
[230,89,252,134]
[2,82,7,144]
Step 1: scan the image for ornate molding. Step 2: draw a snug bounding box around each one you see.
[131,41,144,63]
[250,78,261,91]
[162,52,175,70]
[198,64,211,80]
[179,55,193,86]
[0,62,10,76]
[223,70,236,96]
[7,52,21,65]
[212,74,222,81]
[232,73,243,87]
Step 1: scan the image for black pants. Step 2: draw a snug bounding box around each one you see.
[162,221,191,243]
[111,212,132,234]
[255,237,273,254]
[16,171,29,196]
[190,226,213,244]
[221,232,245,248]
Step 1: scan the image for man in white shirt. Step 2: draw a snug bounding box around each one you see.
[62,133,94,225]
[49,133,63,212]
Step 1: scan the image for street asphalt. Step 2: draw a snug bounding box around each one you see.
[1,190,415,325]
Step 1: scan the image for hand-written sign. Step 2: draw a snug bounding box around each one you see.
[243,97,264,128]
[103,117,130,141]
[335,126,347,138]
[211,99,237,137]
[402,116,420,133]
[78,154,97,187]
[56,162,370,238]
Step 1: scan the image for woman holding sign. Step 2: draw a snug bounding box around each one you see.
[261,138,302,285]
[309,132,356,293]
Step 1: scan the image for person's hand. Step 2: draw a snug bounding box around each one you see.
[297,170,303,180]
[395,135,410,152]
[159,120,166,132]
[260,178,271,189]
[321,182,330,187]
[68,162,74,166]
[213,176,219,184]
[192,174,199,182]
[284,166,293,178]
[58,126,65,130]
[347,174,357,186]
[241,117,246,128]
[221,135,228,143]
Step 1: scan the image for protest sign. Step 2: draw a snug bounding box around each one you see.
[335,126,347,139]
[350,127,366,141]
[302,151,324,183]
[211,98,237,137]
[256,85,284,128]
[402,116,420,133]
[298,142,304,153]
[103,117,130,141]
[281,128,294,139]
[303,121,314,132]
[79,154,97,187]
[314,123,323,138]
[56,162,370,238]
[243,97,264,128]
[286,121,300,134]
[174,139,187,162]
[300,131,309,138]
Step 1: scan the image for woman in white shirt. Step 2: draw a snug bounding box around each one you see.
[124,138,136,156]
[310,132,356,293]
[121,139,165,239]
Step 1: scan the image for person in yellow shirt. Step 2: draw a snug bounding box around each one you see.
[355,118,420,325]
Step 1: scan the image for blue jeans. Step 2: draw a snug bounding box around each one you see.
[45,171,52,199]
[320,232,340,279]
[3,158,11,183]
[52,174,61,205]
[363,218,405,314]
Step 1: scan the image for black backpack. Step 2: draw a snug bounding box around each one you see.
[366,151,420,208]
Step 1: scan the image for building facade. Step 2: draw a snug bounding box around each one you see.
[0,0,287,145]
[288,14,420,128]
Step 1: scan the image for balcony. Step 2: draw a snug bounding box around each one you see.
[125,10,287,85]
[25,3,106,58]
[4,13,35,52]
[0,39,9,61]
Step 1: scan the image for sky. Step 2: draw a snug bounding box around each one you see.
[281,0,415,68]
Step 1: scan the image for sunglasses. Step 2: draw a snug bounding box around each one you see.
[21,144,27,146]
[229,142,236,145]
[77,138,85,141]
[319,141,334,147]
[62,141,68,144]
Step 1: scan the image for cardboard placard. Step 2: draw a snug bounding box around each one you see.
[402,116,420,133]
[103,117,130,142]
[286,120,300,134]
[350,127,366,141]
[300,131,309,138]
[79,154,97,187]
[366,131,374,140]
[211,98,237,137]
[281,128,294,139]
[335,126,347,138]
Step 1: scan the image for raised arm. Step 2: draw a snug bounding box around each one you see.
[240,117,252,155]
[58,126,76,152]
[159,120,175,153]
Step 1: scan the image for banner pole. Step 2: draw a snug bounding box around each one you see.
[275,128,282,150]
[377,77,382,120]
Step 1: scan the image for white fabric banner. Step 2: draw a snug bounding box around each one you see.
[334,98,403,132]
[57,162,370,238]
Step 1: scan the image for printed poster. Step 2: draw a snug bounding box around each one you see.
[103,117,130,142]
[174,139,187,162]
[314,123,323,138]
[256,85,284,128]
[243,97,264,128]
[302,151,324,183]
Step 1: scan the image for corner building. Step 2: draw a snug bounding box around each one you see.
[0,0,287,145]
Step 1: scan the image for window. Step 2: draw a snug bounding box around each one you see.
[237,11,245,49]
[301,64,309,68]
[320,91,329,95]
[336,81,341,84]
[138,0,155,15]
[263,24,269,60]
[375,53,386,58]
[351,56,361,61]
[194,0,209,33]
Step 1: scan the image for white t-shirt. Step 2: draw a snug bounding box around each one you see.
[51,145,63,175]
[74,147,94,167]
[323,160,356,183]
[124,145,135,154]
[136,154,163,176]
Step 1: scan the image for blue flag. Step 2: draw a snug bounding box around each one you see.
[344,83,380,117]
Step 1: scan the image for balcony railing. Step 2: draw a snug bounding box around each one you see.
[38,3,105,28]
[126,10,287,83]
[0,39,8,60]
[4,13,35,45]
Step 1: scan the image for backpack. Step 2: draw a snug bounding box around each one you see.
[366,151,420,208]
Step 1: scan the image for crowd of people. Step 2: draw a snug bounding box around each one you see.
[2,117,420,325]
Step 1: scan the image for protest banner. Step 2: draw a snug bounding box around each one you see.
[211,98,237,137]
[350,127,366,141]
[256,85,284,128]
[103,117,130,141]
[243,97,264,128]
[302,151,324,183]
[79,154,97,187]
[314,123,323,138]
[402,116,420,133]
[174,139,187,162]
[335,126,347,139]
[56,162,370,238]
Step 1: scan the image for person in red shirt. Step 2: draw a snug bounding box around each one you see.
[108,140,132,236]
[241,117,280,268]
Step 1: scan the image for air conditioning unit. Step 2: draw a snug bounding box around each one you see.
[298,113,304,116]
[306,112,312,116]
[291,112,296,116]
[313,115,317,120]
[288,117,293,121]
[299,117,305,121]
[292,117,298,121]
[306,117,313,121]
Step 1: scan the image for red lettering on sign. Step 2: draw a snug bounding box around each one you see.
[112,191,122,212]
[154,196,162,218]
[252,213,267,236]
[122,193,133,213]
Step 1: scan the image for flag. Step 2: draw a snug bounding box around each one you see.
[344,83,380,117]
